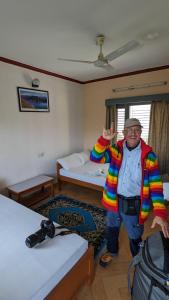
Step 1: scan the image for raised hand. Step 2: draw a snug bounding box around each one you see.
[103,122,117,141]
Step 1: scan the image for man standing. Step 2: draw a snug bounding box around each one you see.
[90,118,169,267]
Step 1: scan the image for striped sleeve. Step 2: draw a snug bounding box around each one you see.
[90,136,111,163]
[148,152,168,220]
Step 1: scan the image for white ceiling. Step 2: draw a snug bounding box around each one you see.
[0,0,169,82]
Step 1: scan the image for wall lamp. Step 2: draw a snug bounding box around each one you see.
[112,81,167,93]
[32,78,40,88]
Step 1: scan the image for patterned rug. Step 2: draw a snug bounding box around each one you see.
[35,195,106,257]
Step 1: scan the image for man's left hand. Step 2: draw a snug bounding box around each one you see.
[151,216,169,238]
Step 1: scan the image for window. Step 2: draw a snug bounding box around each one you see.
[117,107,125,141]
[117,103,151,142]
[130,104,151,143]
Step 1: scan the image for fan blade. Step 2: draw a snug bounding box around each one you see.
[58,58,93,64]
[105,40,140,61]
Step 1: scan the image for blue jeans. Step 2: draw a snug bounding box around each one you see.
[106,198,144,257]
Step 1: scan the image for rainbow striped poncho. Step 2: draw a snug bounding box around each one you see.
[90,136,168,224]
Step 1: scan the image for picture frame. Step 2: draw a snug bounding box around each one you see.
[17,87,49,112]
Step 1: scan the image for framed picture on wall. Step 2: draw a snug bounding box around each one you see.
[17,87,49,112]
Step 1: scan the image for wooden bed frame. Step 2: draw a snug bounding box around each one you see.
[56,162,104,192]
[49,163,98,299]
[46,246,94,300]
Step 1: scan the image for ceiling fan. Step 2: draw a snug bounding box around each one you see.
[58,35,140,70]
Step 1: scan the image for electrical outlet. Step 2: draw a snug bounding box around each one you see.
[38,152,45,158]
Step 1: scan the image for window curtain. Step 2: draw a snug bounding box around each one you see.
[148,101,169,174]
[105,105,117,143]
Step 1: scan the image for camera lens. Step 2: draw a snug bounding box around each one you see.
[25,234,38,248]
[25,228,47,248]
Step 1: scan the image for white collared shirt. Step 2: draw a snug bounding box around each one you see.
[117,142,142,197]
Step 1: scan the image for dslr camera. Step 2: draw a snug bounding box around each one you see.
[25,220,55,248]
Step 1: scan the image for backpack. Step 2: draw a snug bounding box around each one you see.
[128,231,169,300]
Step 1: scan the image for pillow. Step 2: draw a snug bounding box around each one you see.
[57,153,83,170]
[76,151,90,164]
[94,164,109,176]
[87,163,109,177]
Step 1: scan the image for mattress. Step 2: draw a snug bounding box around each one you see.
[60,161,109,187]
[0,194,88,300]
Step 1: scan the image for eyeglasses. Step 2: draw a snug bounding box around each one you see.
[125,127,142,135]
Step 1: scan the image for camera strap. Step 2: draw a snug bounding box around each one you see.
[54,225,67,230]
[54,230,77,237]
[54,225,79,237]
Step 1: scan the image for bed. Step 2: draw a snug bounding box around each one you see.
[0,194,94,300]
[57,151,109,192]
[56,152,169,202]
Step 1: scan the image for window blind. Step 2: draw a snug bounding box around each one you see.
[117,108,125,140]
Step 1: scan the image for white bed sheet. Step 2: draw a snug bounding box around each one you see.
[60,161,109,187]
[60,160,169,200]
[0,194,88,300]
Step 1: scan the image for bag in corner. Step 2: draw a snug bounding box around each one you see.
[128,231,169,300]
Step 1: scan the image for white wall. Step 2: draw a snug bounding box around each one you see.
[84,69,169,149]
[1,61,169,191]
[0,62,84,189]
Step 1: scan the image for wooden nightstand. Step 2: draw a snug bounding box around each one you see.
[7,175,54,207]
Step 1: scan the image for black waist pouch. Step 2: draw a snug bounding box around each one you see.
[121,198,140,216]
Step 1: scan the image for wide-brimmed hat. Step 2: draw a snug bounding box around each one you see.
[124,118,143,128]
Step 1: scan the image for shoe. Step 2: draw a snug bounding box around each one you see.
[99,251,117,267]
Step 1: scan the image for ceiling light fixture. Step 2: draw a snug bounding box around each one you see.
[112,81,167,93]
[145,32,159,40]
